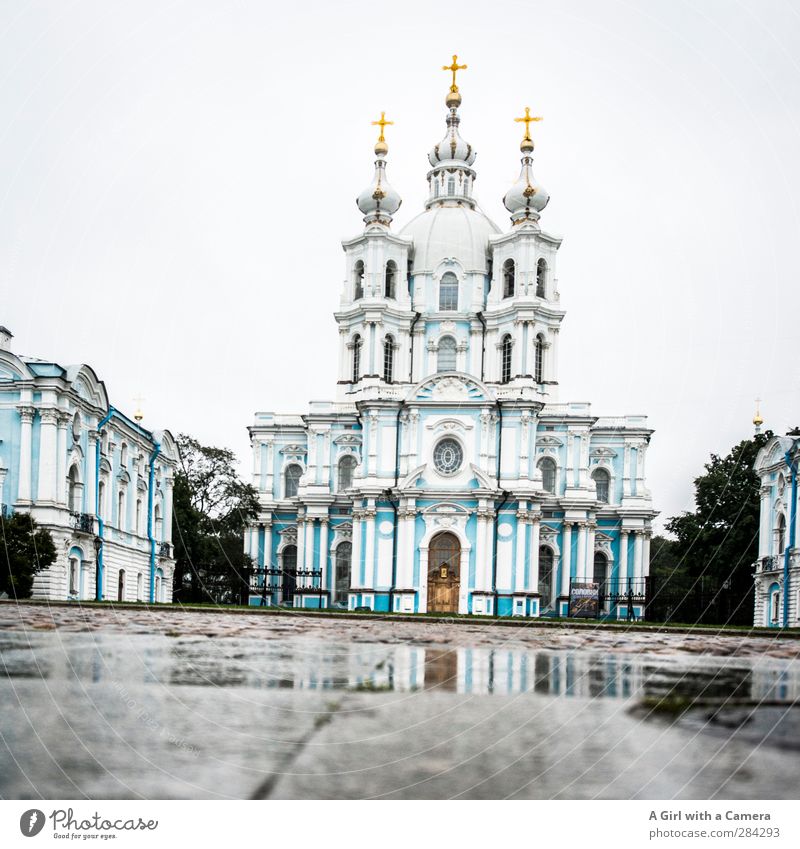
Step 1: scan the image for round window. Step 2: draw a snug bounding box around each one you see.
[433,438,463,475]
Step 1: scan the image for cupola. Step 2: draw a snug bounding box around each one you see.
[356,111,402,227]
[503,106,550,225]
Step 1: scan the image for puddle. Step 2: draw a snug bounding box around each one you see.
[1,633,798,702]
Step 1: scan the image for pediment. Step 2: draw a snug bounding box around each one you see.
[409,373,491,404]
[333,434,363,446]
[537,435,563,447]
[590,447,617,459]
[279,443,307,456]
[399,463,427,489]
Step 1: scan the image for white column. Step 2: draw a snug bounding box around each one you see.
[37,409,58,503]
[586,523,596,582]
[319,519,329,598]
[164,478,174,544]
[475,508,488,591]
[263,519,273,569]
[296,517,306,586]
[304,517,315,572]
[56,413,69,505]
[561,522,572,597]
[622,444,632,497]
[576,522,587,583]
[17,406,35,503]
[529,518,540,593]
[633,531,643,584]
[486,510,497,594]
[514,509,527,593]
[86,430,97,517]
[618,530,629,593]
[758,487,770,557]
[364,502,376,588]
[351,511,363,588]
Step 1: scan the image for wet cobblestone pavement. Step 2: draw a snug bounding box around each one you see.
[1,603,799,799]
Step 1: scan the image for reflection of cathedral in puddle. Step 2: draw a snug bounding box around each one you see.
[285,646,798,701]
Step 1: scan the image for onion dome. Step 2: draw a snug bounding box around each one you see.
[428,109,476,167]
[356,112,402,227]
[503,106,550,224]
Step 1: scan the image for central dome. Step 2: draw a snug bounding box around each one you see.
[401,204,500,274]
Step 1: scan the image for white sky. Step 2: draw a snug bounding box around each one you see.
[2,0,799,531]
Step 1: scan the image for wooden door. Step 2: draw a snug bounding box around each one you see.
[427,532,460,613]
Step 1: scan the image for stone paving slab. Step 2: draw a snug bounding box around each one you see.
[1,603,799,799]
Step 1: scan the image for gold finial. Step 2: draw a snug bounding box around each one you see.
[371,111,393,155]
[514,106,543,143]
[371,111,393,143]
[442,54,467,93]
[753,397,764,430]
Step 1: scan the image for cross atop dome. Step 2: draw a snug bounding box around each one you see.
[441,53,467,108]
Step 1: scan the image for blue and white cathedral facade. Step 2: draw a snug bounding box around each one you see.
[246,70,656,618]
[753,429,800,628]
[0,326,178,603]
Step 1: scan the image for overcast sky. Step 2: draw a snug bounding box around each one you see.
[2,0,799,530]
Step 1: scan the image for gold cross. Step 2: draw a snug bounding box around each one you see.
[371,111,393,142]
[514,106,543,140]
[442,54,467,92]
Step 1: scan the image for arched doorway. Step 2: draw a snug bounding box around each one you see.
[117,569,126,602]
[539,546,554,610]
[427,532,460,613]
[281,545,298,605]
[593,552,608,609]
[334,542,351,607]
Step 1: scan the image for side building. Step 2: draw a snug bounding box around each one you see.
[0,325,178,602]
[245,68,657,619]
[753,433,800,627]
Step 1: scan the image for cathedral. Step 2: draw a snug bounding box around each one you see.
[246,59,656,618]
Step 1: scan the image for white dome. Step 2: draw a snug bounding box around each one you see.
[401,204,500,273]
[356,154,402,225]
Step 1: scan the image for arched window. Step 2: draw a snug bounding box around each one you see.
[592,468,610,503]
[536,258,547,298]
[334,542,352,606]
[68,465,81,512]
[502,259,515,298]
[439,273,458,311]
[68,557,79,597]
[98,480,106,520]
[501,334,513,384]
[120,442,128,467]
[352,334,362,383]
[447,176,455,195]
[154,503,163,541]
[135,498,142,535]
[539,457,556,494]
[437,336,457,372]
[338,455,356,491]
[539,546,554,606]
[354,260,365,300]
[776,513,786,554]
[383,334,394,383]
[136,572,143,602]
[592,552,608,585]
[534,334,545,383]
[117,490,126,531]
[384,260,397,299]
[284,464,302,498]
[281,545,298,604]
[770,587,780,623]
[118,569,126,602]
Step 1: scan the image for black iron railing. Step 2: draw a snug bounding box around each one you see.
[595,577,648,606]
[70,512,94,533]
[158,542,171,558]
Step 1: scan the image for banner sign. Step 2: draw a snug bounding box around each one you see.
[568,582,599,618]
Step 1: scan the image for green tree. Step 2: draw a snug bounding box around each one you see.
[1,513,57,599]
[171,434,259,604]
[663,430,772,624]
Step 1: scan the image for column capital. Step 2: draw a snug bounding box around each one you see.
[39,408,59,425]
[17,405,36,423]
